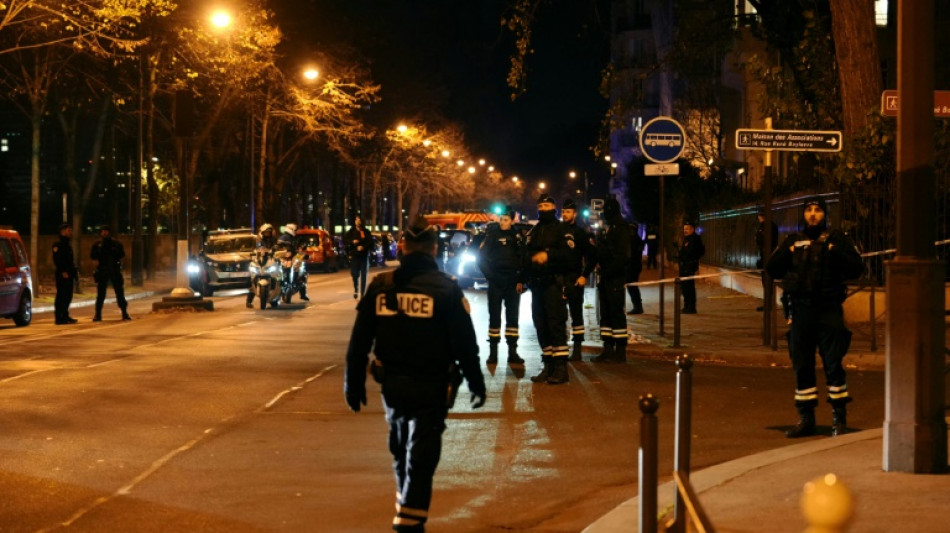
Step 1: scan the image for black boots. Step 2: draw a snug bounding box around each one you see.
[486,343,499,365]
[592,341,614,363]
[546,358,569,384]
[531,356,552,383]
[507,344,524,365]
[569,340,583,361]
[627,303,643,315]
[832,406,848,436]
[786,409,816,438]
[121,310,132,321]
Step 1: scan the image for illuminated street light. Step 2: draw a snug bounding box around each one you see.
[457,159,464,166]
[210,9,232,29]
[604,155,611,162]
[512,176,519,182]
[488,166,494,172]
[441,149,450,157]
[303,68,319,81]
[468,166,476,174]
[539,181,546,190]
[569,170,577,179]
[423,140,432,147]
[611,162,618,169]
[478,159,486,166]
[397,124,408,133]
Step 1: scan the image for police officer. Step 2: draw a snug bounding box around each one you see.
[677,220,705,314]
[276,223,308,302]
[626,222,645,315]
[766,196,864,438]
[344,217,486,532]
[90,225,130,321]
[52,223,78,325]
[560,198,593,361]
[522,194,574,384]
[247,223,278,308]
[590,198,631,362]
[477,206,525,365]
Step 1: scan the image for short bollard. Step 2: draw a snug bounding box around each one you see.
[639,394,659,533]
[801,473,853,533]
[667,354,694,533]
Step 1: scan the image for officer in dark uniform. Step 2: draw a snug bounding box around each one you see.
[477,206,525,365]
[590,198,631,362]
[677,220,705,314]
[560,198,593,361]
[344,217,486,533]
[766,196,864,438]
[52,223,78,325]
[522,194,574,384]
[345,216,374,299]
[626,222,645,315]
[90,225,130,322]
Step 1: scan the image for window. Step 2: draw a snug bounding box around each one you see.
[0,139,8,152]
[875,0,888,26]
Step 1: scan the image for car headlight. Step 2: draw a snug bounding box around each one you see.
[458,251,475,275]
[187,262,201,274]
[249,264,261,274]
[265,264,280,274]
[206,261,217,268]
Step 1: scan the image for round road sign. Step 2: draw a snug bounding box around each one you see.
[639,116,686,163]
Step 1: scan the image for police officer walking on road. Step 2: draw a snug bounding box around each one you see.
[53,223,78,325]
[90,225,130,322]
[677,220,705,314]
[766,196,864,438]
[590,198,631,362]
[560,198,593,361]
[345,215,374,299]
[522,194,574,384]
[344,217,486,532]
[477,206,525,365]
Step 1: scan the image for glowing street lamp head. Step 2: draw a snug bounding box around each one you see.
[512,176,519,182]
[539,182,546,190]
[397,124,408,133]
[604,155,611,162]
[569,171,577,179]
[210,10,233,29]
[488,166,494,172]
[423,140,432,147]
[441,149,450,157]
[478,159,486,166]
[468,166,476,174]
[303,68,319,81]
[457,159,464,167]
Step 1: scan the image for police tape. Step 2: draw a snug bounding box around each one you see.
[624,269,761,288]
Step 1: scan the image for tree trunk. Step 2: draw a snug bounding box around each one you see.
[29,105,42,284]
[829,0,882,139]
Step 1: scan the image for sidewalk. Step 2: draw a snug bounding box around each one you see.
[32,271,178,314]
[584,268,950,532]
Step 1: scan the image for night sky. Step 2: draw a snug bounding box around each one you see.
[271,0,611,195]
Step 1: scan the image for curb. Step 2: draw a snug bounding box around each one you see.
[33,287,174,315]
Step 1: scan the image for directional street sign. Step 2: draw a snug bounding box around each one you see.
[644,163,679,176]
[640,116,687,163]
[880,89,950,118]
[735,129,843,152]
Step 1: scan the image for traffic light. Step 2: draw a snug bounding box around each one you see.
[582,208,591,218]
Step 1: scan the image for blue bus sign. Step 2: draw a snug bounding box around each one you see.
[639,116,686,163]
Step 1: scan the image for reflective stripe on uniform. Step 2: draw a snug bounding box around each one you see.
[794,387,818,402]
[505,327,519,339]
[828,384,850,400]
[488,328,501,339]
[542,346,553,356]
[600,327,614,338]
[612,328,627,338]
[552,345,570,357]
[571,326,585,335]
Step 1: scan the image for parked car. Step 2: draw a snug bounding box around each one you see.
[187,228,257,296]
[0,228,33,326]
[294,228,339,273]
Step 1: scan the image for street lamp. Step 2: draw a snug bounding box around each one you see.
[303,67,319,81]
[210,10,232,29]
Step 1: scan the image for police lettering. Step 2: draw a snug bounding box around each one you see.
[375,293,435,318]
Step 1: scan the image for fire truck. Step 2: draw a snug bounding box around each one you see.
[423,211,493,230]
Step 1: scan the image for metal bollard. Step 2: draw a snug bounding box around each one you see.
[673,278,682,348]
[801,473,853,533]
[667,355,694,533]
[639,394,660,533]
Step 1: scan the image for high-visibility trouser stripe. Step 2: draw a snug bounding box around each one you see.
[612,328,628,338]
[394,504,428,527]
[488,328,501,339]
[828,384,850,400]
[795,387,819,402]
[505,327,519,339]
[571,326,586,335]
[552,346,570,358]
[600,327,615,338]
[542,346,553,356]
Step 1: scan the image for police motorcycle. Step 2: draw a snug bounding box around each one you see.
[248,248,283,309]
[278,249,309,303]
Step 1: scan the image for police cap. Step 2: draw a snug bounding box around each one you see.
[562,198,577,210]
[59,223,71,231]
[403,217,437,245]
[537,193,556,205]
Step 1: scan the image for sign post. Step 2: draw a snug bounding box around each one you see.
[735,129,842,152]
[640,117,686,337]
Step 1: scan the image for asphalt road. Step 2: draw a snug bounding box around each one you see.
[0,270,886,532]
